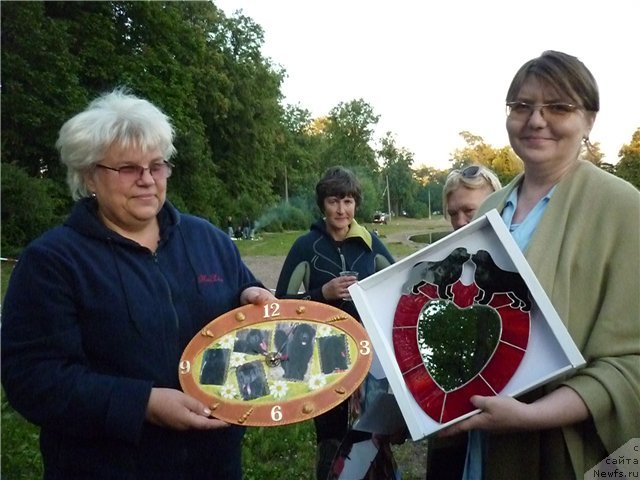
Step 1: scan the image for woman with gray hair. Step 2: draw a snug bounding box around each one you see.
[1,88,275,479]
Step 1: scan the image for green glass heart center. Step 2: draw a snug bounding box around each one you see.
[417,299,501,392]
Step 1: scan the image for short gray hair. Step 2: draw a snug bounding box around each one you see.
[56,87,176,200]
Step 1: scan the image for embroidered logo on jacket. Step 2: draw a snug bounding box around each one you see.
[198,273,224,284]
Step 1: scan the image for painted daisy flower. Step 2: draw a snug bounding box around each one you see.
[230,352,246,368]
[220,384,238,399]
[308,374,327,390]
[317,325,332,337]
[270,380,288,399]
[218,334,236,349]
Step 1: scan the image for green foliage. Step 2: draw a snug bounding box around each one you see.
[1,2,87,182]
[451,131,523,185]
[242,423,315,480]
[1,163,68,257]
[615,152,640,189]
[1,1,634,261]
[1,384,315,480]
[352,168,380,223]
[1,389,43,479]
[379,132,417,216]
[277,104,325,201]
[615,128,640,189]
[257,203,314,232]
[234,231,304,257]
[322,99,380,172]
[1,1,284,232]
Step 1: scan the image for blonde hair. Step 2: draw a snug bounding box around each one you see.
[443,165,501,220]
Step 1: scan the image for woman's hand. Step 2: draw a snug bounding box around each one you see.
[240,286,277,305]
[145,387,229,430]
[321,275,357,301]
[439,387,589,437]
[439,395,530,436]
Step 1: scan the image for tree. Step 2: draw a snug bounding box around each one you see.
[379,132,416,217]
[321,99,380,172]
[451,131,522,185]
[450,131,497,169]
[1,163,67,256]
[276,105,324,207]
[114,1,224,221]
[1,2,87,182]
[489,146,523,186]
[581,140,605,165]
[616,128,640,189]
[2,1,461,251]
[200,8,285,221]
[414,166,448,217]
[351,167,379,225]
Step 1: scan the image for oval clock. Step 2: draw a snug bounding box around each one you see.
[179,299,373,427]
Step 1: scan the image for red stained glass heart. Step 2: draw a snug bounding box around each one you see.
[393,281,530,423]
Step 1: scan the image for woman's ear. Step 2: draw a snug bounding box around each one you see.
[84,168,97,195]
[583,111,597,138]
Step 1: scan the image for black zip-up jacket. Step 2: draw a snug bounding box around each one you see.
[274,218,394,319]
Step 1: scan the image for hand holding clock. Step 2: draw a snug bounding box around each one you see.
[145,387,230,431]
[147,286,275,432]
[240,286,277,306]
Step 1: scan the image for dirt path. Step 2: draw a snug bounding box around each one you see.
[242,255,285,291]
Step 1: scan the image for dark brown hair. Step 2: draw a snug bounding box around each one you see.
[315,166,362,212]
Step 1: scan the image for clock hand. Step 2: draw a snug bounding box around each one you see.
[261,324,301,367]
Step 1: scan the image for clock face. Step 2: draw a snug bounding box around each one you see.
[179,300,373,427]
[393,248,531,423]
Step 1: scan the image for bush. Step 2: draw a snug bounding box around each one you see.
[257,203,314,233]
[1,163,69,257]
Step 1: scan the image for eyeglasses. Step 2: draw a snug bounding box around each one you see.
[95,161,174,181]
[506,101,581,120]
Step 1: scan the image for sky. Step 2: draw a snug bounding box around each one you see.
[214,0,640,170]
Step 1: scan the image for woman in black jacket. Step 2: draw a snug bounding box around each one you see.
[275,166,397,479]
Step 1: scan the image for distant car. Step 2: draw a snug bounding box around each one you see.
[373,212,388,224]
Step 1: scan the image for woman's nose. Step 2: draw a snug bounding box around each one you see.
[527,107,548,127]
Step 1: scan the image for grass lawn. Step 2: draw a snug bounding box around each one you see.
[0,216,448,479]
[235,215,451,258]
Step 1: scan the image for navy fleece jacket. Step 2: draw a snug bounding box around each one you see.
[1,198,261,479]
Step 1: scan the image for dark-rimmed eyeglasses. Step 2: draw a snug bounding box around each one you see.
[96,161,174,181]
[506,101,581,120]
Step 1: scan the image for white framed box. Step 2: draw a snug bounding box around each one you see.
[349,209,585,440]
